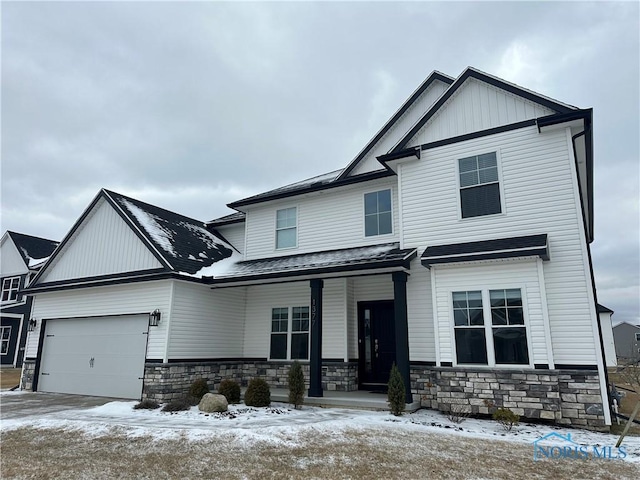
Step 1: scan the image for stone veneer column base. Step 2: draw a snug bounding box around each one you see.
[410,365,608,431]
[143,360,358,402]
[20,359,36,391]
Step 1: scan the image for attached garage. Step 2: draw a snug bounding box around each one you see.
[37,314,149,399]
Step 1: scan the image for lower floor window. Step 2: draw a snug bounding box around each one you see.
[1,326,11,355]
[453,288,529,366]
[270,306,310,360]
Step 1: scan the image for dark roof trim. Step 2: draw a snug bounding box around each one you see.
[22,270,208,294]
[206,212,246,227]
[596,304,614,314]
[536,108,592,131]
[379,119,538,166]
[228,170,394,209]
[421,234,548,268]
[337,71,454,180]
[392,67,574,153]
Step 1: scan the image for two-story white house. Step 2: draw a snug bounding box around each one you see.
[21,67,612,429]
[1,231,59,368]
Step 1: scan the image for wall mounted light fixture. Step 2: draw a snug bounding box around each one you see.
[149,309,161,327]
[28,318,37,332]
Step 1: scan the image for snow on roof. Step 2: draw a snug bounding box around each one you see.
[7,231,59,271]
[106,190,235,275]
[207,211,246,227]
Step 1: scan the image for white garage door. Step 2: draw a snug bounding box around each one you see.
[38,315,149,399]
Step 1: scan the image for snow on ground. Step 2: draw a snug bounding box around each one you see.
[2,392,639,463]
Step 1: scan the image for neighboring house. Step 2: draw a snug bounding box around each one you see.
[597,304,617,366]
[21,67,612,430]
[1,231,59,367]
[613,321,640,360]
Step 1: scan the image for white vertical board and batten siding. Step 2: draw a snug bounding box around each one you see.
[432,260,546,366]
[26,281,172,359]
[350,79,451,176]
[244,178,399,261]
[399,125,597,364]
[168,281,246,359]
[407,78,554,147]
[41,199,162,283]
[0,238,28,276]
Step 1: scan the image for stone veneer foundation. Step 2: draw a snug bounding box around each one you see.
[142,360,358,401]
[411,366,607,431]
[20,358,608,430]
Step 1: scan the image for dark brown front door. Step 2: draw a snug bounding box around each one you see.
[358,300,395,391]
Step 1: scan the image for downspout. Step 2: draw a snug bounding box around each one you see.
[571,125,613,421]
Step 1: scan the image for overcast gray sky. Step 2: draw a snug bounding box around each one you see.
[1,1,638,324]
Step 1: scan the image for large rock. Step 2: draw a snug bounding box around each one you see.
[198,393,228,413]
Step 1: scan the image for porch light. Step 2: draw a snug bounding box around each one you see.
[28,318,37,332]
[149,309,161,327]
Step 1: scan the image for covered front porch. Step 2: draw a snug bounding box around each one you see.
[269,387,421,411]
[208,242,418,403]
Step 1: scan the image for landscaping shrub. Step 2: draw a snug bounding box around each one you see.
[189,378,210,401]
[493,407,520,431]
[387,363,405,416]
[133,399,160,410]
[288,361,305,409]
[445,403,471,424]
[218,379,241,404]
[244,378,271,407]
[161,398,191,412]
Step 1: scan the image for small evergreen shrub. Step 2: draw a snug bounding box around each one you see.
[218,379,241,404]
[133,399,160,410]
[288,361,305,409]
[387,363,406,416]
[244,378,271,407]
[493,407,520,431]
[189,378,210,401]
[161,398,191,412]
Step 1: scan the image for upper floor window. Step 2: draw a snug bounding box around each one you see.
[458,152,501,218]
[276,207,297,249]
[364,189,392,236]
[1,277,20,302]
[453,288,529,366]
[635,333,640,342]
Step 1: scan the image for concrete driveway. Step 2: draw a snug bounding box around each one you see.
[1,392,119,420]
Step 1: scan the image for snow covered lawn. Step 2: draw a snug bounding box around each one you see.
[1,394,639,479]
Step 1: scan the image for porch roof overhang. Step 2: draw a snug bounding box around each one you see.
[207,243,417,288]
[421,234,549,268]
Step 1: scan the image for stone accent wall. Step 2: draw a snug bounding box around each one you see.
[20,359,36,391]
[411,366,607,431]
[143,360,358,402]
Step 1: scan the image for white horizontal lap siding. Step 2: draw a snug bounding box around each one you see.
[216,224,245,254]
[243,280,348,360]
[243,282,309,358]
[433,260,546,365]
[41,200,162,283]
[410,78,554,146]
[168,281,245,359]
[346,279,357,359]
[400,126,597,364]
[406,259,435,362]
[351,79,451,176]
[244,178,399,260]
[26,281,172,359]
[352,274,393,303]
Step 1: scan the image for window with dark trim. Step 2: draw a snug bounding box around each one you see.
[0,326,11,355]
[364,189,392,236]
[276,207,297,249]
[458,152,501,218]
[635,333,640,342]
[452,288,529,366]
[1,277,20,302]
[270,306,310,360]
